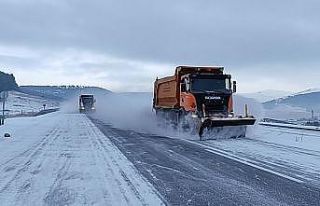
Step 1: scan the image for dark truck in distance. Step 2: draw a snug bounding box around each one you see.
[79,94,96,113]
[153,66,256,138]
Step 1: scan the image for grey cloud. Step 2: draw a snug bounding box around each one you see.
[1,0,319,67]
[0,0,319,92]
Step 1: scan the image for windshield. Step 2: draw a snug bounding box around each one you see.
[81,96,94,108]
[191,78,230,92]
[83,98,93,104]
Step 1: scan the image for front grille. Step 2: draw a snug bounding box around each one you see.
[201,96,228,115]
[205,104,227,112]
[194,94,230,117]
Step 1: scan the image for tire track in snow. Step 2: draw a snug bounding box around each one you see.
[43,155,73,206]
[0,113,164,205]
[0,127,58,169]
[0,128,65,205]
[0,126,60,197]
[85,119,142,205]
[84,116,165,206]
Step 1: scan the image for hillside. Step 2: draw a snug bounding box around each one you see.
[19,85,112,101]
[241,90,292,102]
[264,91,320,112]
[262,89,320,120]
[0,71,18,92]
[5,91,59,117]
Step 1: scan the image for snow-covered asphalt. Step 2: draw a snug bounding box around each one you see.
[92,117,320,206]
[0,113,164,206]
[197,132,320,188]
[1,111,319,205]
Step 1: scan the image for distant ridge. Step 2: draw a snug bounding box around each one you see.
[263,89,320,112]
[291,88,320,96]
[19,85,112,101]
[240,90,292,102]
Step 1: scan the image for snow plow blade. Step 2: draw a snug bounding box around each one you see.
[201,117,256,127]
[198,117,256,139]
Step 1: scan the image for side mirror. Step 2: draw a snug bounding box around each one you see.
[186,83,190,93]
[232,81,237,93]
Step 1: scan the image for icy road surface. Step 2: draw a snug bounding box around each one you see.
[91,117,320,206]
[198,125,320,188]
[0,113,164,206]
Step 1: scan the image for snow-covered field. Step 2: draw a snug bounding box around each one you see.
[3,91,59,117]
[0,112,163,205]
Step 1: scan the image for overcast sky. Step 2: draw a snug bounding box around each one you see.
[0,0,319,93]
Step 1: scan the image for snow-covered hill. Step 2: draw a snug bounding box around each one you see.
[19,86,111,101]
[241,90,292,103]
[264,89,320,111]
[262,88,320,120]
[3,91,59,117]
[292,88,320,96]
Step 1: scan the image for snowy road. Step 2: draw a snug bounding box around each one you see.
[0,113,164,206]
[1,111,319,205]
[92,117,320,206]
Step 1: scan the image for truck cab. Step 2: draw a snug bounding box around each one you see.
[180,72,235,118]
[79,94,96,113]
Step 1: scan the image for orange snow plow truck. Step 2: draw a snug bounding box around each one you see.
[153,66,256,139]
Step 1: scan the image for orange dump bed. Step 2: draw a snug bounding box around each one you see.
[154,75,179,108]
